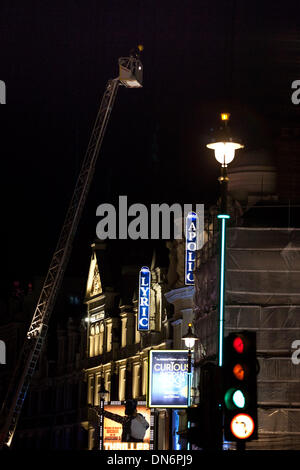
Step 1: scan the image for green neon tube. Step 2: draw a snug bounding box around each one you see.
[217,214,230,367]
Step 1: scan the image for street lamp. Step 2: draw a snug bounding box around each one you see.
[207,113,244,214]
[182,323,198,406]
[206,113,244,367]
[98,377,109,450]
[182,323,198,372]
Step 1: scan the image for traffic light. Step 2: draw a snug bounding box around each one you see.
[223,331,258,442]
[181,405,203,447]
[199,362,223,450]
[183,364,223,450]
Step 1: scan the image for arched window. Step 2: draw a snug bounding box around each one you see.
[89,325,95,357]
[99,323,104,355]
[94,323,100,356]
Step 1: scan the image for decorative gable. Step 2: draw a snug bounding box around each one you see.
[86,251,102,299]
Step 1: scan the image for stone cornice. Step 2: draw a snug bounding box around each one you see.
[164,286,194,304]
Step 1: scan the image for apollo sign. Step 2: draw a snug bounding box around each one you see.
[185,212,201,285]
[138,267,151,331]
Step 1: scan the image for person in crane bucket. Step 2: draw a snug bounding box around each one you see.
[103,399,149,442]
[130,44,143,59]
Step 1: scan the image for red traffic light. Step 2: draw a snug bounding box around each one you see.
[233,336,244,354]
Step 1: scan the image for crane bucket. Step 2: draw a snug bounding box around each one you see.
[118,57,143,88]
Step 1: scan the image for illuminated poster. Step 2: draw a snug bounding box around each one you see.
[148,350,189,408]
[138,266,151,331]
[103,401,152,450]
[185,212,198,285]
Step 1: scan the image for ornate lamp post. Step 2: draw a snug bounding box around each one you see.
[98,377,109,450]
[182,323,199,404]
[206,113,244,367]
[207,113,244,214]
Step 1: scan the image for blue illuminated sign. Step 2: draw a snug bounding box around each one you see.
[138,266,151,331]
[185,212,198,285]
[148,350,189,408]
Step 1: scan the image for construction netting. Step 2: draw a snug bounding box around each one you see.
[194,226,300,450]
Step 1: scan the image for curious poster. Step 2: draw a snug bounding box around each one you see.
[148,350,189,408]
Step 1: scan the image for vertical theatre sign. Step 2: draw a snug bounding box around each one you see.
[185,212,198,285]
[138,266,151,331]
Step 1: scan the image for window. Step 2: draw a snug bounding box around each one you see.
[95,374,101,406]
[88,375,95,405]
[135,314,140,344]
[121,317,127,347]
[88,427,95,451]
[58,337,65,364]
[106,322,112,352]
[94,324,100,356]
[89,325,95,357]
[132,363,141,399]
[104,371,111,400]
[119,367,126,401]
[99,323,104,355]
[142,358,148,396]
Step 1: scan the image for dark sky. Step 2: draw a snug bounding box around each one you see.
[1,0,300,288]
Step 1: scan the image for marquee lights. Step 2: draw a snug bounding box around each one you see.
[138,266,151,331]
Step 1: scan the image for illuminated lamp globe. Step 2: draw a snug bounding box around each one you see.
[206,113,244,167]
[182,323,199,349]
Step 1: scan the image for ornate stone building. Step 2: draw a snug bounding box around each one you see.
[82,241,174,450]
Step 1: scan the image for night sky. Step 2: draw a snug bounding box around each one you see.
[1,1,300,293]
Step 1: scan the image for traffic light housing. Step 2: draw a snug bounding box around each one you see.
[199,362,223,450]
[223,331,258,441]
[184,405,203,447]
[182,363,223,450]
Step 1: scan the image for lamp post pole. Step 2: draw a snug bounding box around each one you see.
[98,377,109,450]
[182,323,198,448]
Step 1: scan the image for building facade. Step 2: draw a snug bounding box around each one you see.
[0,277,88,450]
[193,147,300,450]
[83,242,175,450]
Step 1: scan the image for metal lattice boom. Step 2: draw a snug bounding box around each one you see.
[0,49,143,448]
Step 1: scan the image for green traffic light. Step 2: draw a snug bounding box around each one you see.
[232,390,246,408]
[224,388,246,410]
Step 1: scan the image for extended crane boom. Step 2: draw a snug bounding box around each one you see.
[0,47,143,448]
